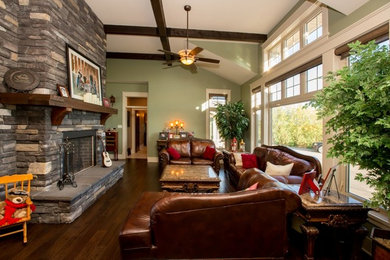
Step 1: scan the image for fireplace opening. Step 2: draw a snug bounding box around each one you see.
[62,130,97,174]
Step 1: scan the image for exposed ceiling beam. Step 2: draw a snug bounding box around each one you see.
[150,0,171,63]
[104,25,267,43]
[106,52,166,60]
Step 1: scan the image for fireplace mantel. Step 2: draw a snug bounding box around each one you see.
[0,93,117,125]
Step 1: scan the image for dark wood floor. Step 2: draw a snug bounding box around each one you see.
[0,159,369,260]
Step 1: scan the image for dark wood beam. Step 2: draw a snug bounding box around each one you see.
[104,25,267,43]
[168,28,267,43]
[150,0,171,63]
[104,25,158,36]
[106,52,166,61]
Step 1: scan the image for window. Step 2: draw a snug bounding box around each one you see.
[347,39,389,200]
[284,31,300,58]
[304,13,322,45]
[206,90,230,149]
[270,82,281,101]
[251,90,262,147]
[271,102,322,161]
[269,44,282,68]
[285,74,300,98]
[306,64,322,92]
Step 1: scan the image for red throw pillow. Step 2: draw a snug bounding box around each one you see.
[203,146,216,160]
[167,147,181,160]
[241,154,258,169]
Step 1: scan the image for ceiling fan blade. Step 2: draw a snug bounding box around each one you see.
[158,49,180,56]
[189,47,203,56]
[188,63,197,73]
[163,64,182,69]
[197,57,220,64]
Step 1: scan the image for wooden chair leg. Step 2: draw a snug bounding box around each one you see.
[23,222,27,243]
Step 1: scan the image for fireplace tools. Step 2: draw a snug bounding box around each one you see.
[57,137,77,190]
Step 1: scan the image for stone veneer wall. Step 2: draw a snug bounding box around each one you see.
[0,0,107,186]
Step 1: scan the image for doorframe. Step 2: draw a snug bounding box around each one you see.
[131,108,147,154]
[121,92,148,159]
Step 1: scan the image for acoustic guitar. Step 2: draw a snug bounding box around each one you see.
[101,139,112,167]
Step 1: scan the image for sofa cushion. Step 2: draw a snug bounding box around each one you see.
[191,139,215,158]
[170,158,192,165]
[266,148,312,176]
[202,146,216,160]
[168,140,191,158]
[167,147,181,160]
[273,175,302,184]
[242,154,258,169]
[119,192,173,252]
[192,158,213,165]
[265,161,294,176]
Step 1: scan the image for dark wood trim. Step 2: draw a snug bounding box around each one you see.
[0,93,117,125]
[106,52,167,60]
[335,23,389,58]
[104,25,158,36]
[265,56,322,86]
[104,25,267,43]
[252,86,261,93]
[167,28,267,43]
[150,0,171,63]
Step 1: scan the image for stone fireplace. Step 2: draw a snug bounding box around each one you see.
[0,0,124,223]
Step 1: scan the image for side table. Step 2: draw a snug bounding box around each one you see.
[289,185,369,260]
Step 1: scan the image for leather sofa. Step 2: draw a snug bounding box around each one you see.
[159,137,223,173]
[224,144,322,185]
[119,170,301,259]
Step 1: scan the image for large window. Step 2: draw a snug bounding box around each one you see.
[306,64,323,92]
[271,102,322,160]
[284,31,300,58]
[304,13,322,45]
[285,74,300,98]
[269,82,281,101]
[347,39,389,200]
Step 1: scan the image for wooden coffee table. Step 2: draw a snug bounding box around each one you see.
[160,165,220,193]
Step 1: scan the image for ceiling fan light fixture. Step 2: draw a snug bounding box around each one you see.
[179,49,195,65]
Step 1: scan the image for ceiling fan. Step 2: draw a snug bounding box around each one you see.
[158,5,220,71]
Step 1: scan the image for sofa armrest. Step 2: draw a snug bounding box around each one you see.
[237,168,278,191]
[159,149,170,168]
[212,151,223,173]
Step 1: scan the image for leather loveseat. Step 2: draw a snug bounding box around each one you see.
[119,170,301,259]
[159,137,223,173]
[224,144,322,185]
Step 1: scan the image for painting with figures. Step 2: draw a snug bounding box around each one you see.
[66,45,102,105]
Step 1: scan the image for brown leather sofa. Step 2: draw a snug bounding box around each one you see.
[119,170,301,259]
[159,137,223,173]
[224,144,322,185]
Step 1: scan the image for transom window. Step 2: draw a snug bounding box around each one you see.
[305,13,322,45]
[270,82,282,101]
[306,64,323,92]
[284,31,300,58]
[285,74,300,98]
[269,44,282,68]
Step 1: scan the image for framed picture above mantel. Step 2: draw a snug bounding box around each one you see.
[66,44,103,105]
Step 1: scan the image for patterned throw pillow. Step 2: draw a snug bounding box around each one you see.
[167,147,181,160]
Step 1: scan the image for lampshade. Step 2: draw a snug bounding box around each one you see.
[179,49,195,65]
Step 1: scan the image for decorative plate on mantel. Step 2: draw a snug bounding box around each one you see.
[4,68,40,92]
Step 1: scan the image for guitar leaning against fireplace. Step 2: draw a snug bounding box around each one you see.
[100,139,112,167]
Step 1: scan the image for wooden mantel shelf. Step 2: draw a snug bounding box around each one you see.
[0,93,117,125]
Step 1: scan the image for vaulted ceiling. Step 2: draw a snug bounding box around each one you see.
[84,0,369,84]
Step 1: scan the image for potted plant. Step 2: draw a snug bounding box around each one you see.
[215,101,249,149]
[310,41,390,213]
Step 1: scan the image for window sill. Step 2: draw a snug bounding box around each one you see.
[368,210,390,229]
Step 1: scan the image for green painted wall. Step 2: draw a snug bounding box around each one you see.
[329,0,390,36]
[191,40,259,73]
[105,59,240,157]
